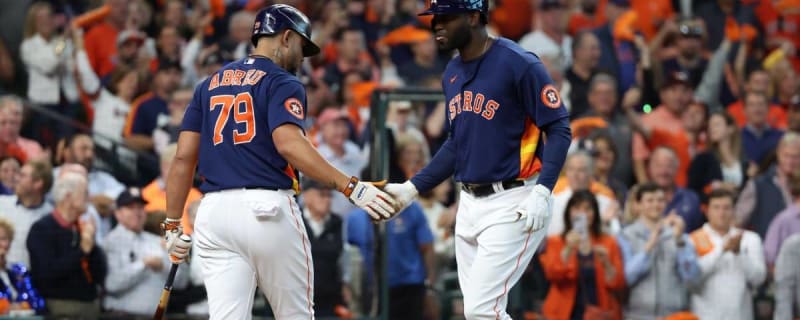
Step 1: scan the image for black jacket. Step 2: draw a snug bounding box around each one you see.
[26,213,107,301]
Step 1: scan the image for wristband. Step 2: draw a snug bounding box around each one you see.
[341,176,359,197]
[160,218,182,232]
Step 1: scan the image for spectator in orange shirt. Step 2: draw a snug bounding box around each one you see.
[624,88,706,189]
[0,96,45,161]
[632,72,692,184]
[727,68,787,129]
[141,143,200,235]
[540,190,625,320]
[83,0,129,78]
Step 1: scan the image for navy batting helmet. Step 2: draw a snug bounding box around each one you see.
[418,0,488,17]
[251,4,320,57]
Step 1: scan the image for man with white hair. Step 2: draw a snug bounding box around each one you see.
[26,172,107,317]
[549,151,618,235]
[0,95,44,160]
[736,132,800,238]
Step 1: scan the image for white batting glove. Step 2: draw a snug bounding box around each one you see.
[383,181,419,212]
[345,178,398,220]
[161,218,192,264]
[517,184,552,233]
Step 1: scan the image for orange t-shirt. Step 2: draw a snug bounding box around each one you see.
[726,100,788,129]
[142,179,203,235]
[590,0,673,40]
[646,128,692,187]
[83,22,119,78]
[632,106,683,161]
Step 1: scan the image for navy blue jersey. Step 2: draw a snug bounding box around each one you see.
[181,56,306,192]
[442,38,568,183]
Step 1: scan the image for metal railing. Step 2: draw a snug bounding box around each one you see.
[368,87,449,320]
[22,100,160,187]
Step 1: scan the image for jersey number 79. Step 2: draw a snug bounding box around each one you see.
[209,93,256,145]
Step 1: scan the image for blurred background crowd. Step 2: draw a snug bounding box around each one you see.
[0,0,798,319]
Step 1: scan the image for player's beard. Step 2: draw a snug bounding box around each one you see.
[440,22,472,52]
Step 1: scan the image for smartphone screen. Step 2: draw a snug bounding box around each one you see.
[573,214,588,238]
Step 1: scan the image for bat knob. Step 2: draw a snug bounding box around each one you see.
[179,234,192,242]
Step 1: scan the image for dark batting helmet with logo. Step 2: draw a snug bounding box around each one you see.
[251,4,320,57]
[418,0,488,18]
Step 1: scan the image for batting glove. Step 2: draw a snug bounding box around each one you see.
[517,184,553,233]
[161,218,192,264]
[343,177,398,220]
[383,181,419,213]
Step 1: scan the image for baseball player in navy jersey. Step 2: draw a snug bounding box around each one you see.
[161,4,398,319]
[383,0,572,318]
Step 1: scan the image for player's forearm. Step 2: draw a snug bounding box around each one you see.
[537,117,571,190]
[166,132,200,220]
[410,137,456,193]
[166,161,196,220]
[273,125,351,191]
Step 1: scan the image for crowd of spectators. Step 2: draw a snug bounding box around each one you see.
[0,0,797,319]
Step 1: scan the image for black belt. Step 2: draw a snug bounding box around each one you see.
[461,179,526,198]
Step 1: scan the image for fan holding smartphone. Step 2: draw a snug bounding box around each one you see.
[539,190,625,320]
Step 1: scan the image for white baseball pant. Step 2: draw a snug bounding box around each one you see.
[455,183,550,320]
[193,189,314,320]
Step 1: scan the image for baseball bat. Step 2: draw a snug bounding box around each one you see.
[153,234,191,320]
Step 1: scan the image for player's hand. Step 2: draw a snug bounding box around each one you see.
[162,218,192,264]
[345,178,398,221]
[383,181,419,213]
[517,184,552,233]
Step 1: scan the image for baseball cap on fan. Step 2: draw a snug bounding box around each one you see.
[661,71,691,90]
[117,187,148,207]
[117,30,146,47]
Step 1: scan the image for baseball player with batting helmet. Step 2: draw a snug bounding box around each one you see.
[162,4,398,319]
[383,0,572,318]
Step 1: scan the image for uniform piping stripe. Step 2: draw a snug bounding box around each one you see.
[288,196,313,318]
[493,231,532,319]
